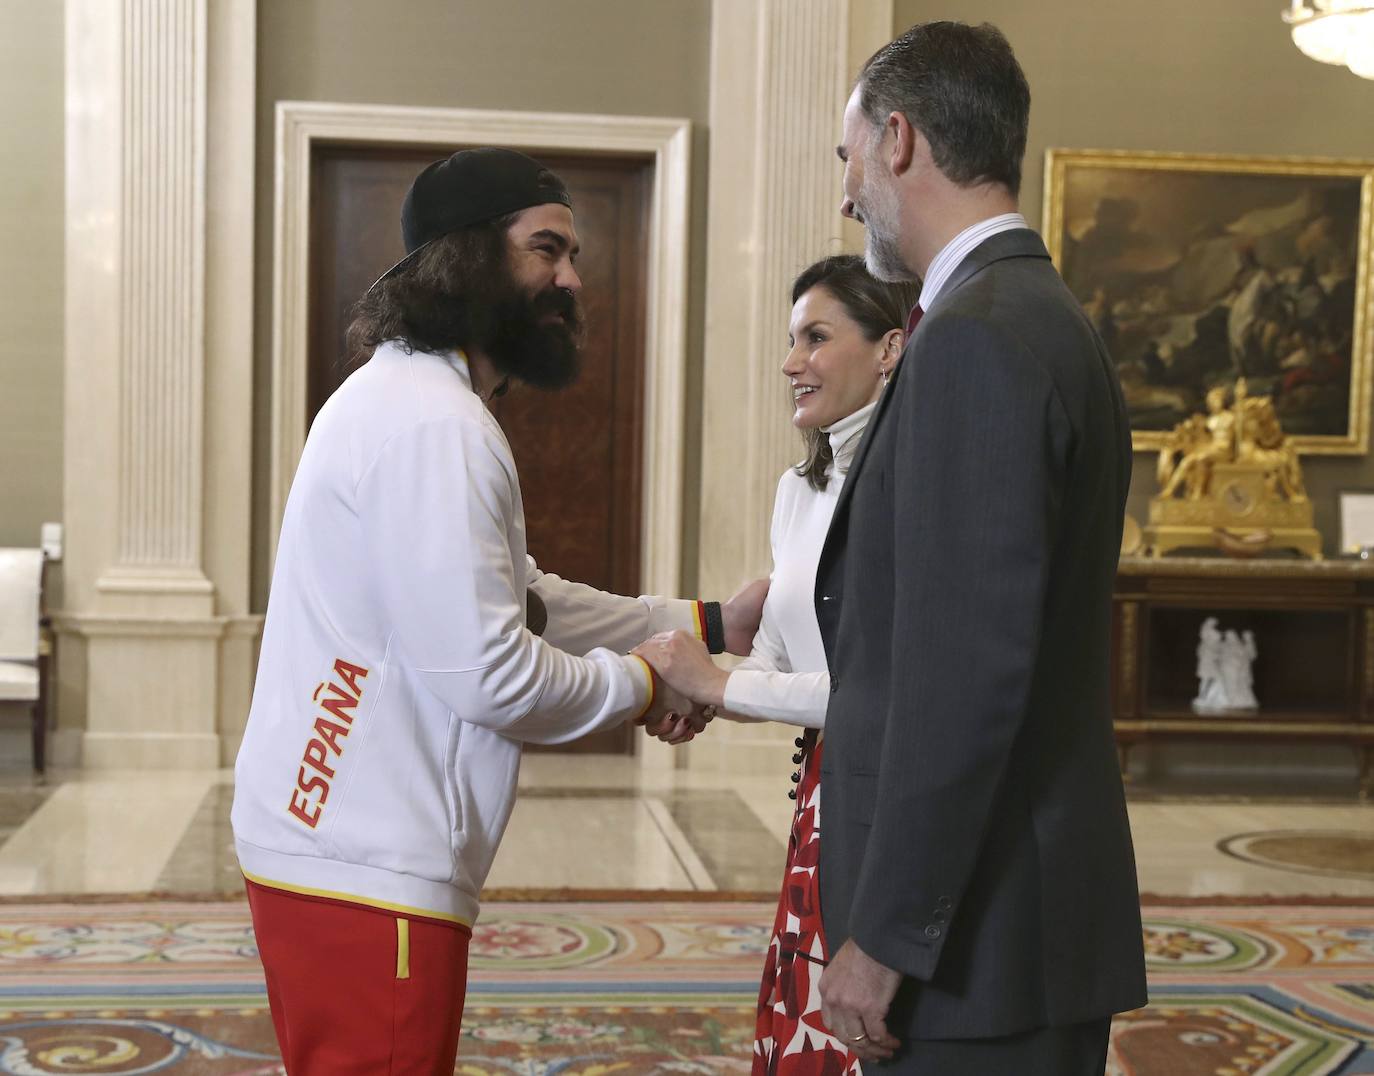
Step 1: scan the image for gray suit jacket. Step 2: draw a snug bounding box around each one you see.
[814,229,1148,1040]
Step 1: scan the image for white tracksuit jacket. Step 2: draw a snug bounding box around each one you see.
[231,340,707,926]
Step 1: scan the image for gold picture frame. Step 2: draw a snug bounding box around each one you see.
[1044,149,1374,455]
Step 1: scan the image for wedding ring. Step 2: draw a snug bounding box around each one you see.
[849,1033,868,1042]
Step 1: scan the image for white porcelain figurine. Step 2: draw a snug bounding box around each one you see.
[1193,619,1259,712]
[1192,617,1227,713]
[1220,629,1259,710]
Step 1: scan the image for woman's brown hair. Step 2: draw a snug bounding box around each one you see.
[791,255,920,490]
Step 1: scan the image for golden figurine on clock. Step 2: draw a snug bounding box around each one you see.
[1147,379,1321,558]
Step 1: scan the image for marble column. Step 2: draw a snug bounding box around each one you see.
[59,0,259,769]
[692,0,892,775]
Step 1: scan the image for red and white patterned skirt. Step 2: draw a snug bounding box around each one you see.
[753,730,862,1075]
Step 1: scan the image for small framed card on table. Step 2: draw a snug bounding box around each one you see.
[1338,490,1374,555]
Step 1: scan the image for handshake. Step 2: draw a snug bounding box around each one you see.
[631,578,766,746]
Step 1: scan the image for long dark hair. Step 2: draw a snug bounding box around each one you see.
[342,213,516,373]
[792,255,920,491]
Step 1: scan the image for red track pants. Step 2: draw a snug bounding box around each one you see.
[246,879,472,1074]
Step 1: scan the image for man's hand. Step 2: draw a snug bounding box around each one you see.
[721,577,769,656]
[819,939,903,1064]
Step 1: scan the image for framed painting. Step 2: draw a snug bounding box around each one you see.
[1044,150,1374,454]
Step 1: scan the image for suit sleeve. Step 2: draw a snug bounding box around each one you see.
[356,415,652,745]
[847,315,1070,979]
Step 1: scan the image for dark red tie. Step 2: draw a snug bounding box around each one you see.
[905,303,924,337]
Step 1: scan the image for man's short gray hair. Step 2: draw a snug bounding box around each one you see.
[857,21,1030,197]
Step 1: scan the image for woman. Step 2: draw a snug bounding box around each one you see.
[637,254,919,1074]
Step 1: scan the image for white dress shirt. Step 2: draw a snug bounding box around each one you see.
[722,401,877,726]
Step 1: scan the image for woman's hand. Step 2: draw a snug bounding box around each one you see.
[642,707,713,745]
[634,630,731,708]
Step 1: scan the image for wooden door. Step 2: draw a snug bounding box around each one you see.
[308,146,649,753]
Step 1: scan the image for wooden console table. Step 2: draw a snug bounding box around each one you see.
[1112,556,1374,798]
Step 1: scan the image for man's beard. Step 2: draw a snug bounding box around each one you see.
[857,157,915,284]
[481,280,586,391]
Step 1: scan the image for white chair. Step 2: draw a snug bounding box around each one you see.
[0,549,47,773]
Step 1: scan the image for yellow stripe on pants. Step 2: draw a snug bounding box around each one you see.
[396,918,410,980]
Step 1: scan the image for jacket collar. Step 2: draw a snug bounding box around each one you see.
[927,228,1050,315]
[440,348,473,391]
[830,228,1051,506]
[370,340,476,394]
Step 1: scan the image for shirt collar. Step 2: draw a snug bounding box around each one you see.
[918,212,1029,312]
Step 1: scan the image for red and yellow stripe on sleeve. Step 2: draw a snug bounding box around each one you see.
[629,654,657,720]
[691,600,708,643]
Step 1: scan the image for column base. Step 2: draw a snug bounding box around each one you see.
[62,614,246,771]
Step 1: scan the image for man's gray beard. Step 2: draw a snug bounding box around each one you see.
[859,168,916,284]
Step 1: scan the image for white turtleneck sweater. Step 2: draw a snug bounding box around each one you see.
[721,401,876,726]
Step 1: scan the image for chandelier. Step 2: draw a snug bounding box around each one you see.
[1284,0,1374,78]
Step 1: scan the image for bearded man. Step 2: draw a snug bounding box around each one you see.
[232,148,757,1074]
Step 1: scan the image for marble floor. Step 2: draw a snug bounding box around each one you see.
[0,743,1370,902]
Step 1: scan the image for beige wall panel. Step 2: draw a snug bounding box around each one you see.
[204,0,258,621]
[892,0,1374,551]
[0,0,64,548]
[252,0,712,606]
[217,623,260,765]
[51,630,86,767]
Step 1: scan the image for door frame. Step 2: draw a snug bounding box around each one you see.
[269,102,692,602]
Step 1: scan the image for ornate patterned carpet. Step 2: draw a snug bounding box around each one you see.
[0,900,1370,1075]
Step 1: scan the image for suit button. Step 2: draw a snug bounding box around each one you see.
[937,896,953,909]
[788,789,798,800]
[829,678,840,694]
[933,910,947,923]
[791,771,801,783]
[792,752,804,764]
[795,737,805,748]
[924,925,942,940]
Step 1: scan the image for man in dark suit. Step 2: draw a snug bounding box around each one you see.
[814,22,1147,1074]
